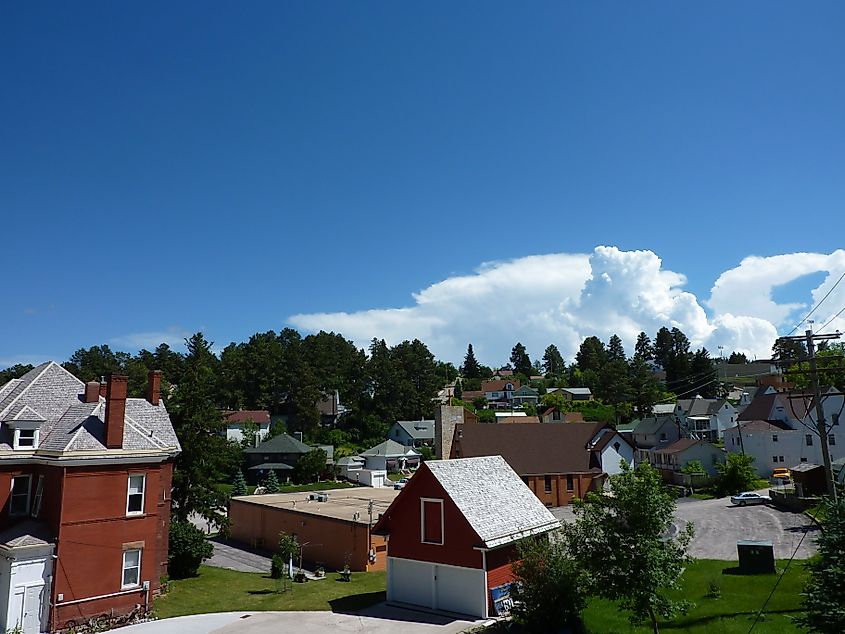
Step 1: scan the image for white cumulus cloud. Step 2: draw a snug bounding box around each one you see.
[289,247,845,365]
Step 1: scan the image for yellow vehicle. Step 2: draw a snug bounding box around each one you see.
[772,467,791,481]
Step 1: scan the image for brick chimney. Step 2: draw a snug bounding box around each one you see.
[84,381,100,403]
[105,374,128,449]
[147,370,161,406]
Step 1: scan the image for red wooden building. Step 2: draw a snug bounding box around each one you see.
[372,456,559,618]
[0,363,180,633]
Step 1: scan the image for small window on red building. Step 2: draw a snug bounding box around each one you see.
[420,498,443,545]
[544,475,552,493]
[566,474,574,491]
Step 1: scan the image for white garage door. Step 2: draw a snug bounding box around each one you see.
[434,564,485,616]
[387,557,486,617]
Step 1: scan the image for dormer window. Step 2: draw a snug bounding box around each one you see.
[13,428,38,450]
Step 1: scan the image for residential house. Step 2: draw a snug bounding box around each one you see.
[497,416,540,425]
[510,385,539,407]
[336,456,387,488]
[245,433,333,483]
[481,380,521,409]
[317,390,349,427]
[723,421,801,477]
[372,456,560,618]
[559,387,593,401]
[538,408,584,424]
[0,364,180,633]
[644,439,725,479]
[450,422,634,506]
[632,414,681,450]
[675,397,738,441]
[359,439,421,472]
[222,410,270,444]
[388,420,434,448]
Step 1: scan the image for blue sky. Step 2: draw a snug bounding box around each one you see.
[3,2,845,368]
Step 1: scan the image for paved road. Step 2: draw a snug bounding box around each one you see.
[117,606,487,634]
[550,491,819,560]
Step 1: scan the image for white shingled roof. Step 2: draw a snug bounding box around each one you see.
[425,456,560,549]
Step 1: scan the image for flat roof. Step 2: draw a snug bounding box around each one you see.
[232,486,400,525]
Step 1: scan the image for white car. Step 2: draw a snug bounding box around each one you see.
[730,491,772,506]
[393,477,410,490]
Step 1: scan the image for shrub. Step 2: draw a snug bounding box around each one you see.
[263,470,280,493]
[270,554,287,579]
[168,520,213,579]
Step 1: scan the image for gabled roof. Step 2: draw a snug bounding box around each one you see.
[0,362,180,456]
[512,385,538,397]
[634,414,678,436]
[392,420,435,439]
[455,422,607,474]
[375,456,559,549]
[223,410,270,425]
[653,438,714,455]
[246,433,311,455]
[724,420,793,434]
[482,379,521,392]
[497,416,540,424]
[561,387,592,396]
[652,403,677,415]
[360,439,421,458]
[677,398,729,417]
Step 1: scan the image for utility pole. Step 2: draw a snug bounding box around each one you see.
[777,328,842,500]
[736,418,745,456]
[805,329,838,501]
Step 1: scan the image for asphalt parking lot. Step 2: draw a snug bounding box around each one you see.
[551,491,819,560]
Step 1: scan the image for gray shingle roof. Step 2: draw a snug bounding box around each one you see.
[393,420,435,440]
[425,456,560,548]
[361,439,420,457]
[677,398,728,417]
[0,362,180,457]
[246,433,312,455]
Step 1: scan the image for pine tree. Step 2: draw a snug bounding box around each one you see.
[542,344,565,377]
[510,342,533,376]
[264,470,281,494]
[795,497,845,633]
[232,470,248,497]
[607,335,627,363]
[461,344,481,379]
[634,332,654,362]
[453,378,463,401]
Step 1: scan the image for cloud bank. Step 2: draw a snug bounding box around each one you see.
[289,247,845,365]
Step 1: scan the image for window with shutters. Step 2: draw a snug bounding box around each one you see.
[420,498,444,545]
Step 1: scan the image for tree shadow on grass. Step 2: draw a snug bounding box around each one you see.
[329,591,386,613]
[247,589,277,595]
[660,608,803,630]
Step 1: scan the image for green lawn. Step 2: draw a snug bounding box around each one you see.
[156,559,808,632]
[582,559,808,634]
[154,566,386,619]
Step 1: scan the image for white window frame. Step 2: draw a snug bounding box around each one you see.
[420,498,444,546]
[31,475,45,518]
[126,474,146,516]
[10,475,32,516]
[121,549,142,589]
[13,428,39,450]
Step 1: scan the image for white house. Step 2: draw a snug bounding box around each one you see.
[223,410,271,443]
[646,438,725,477]
[337,456,388,488]
[388,420,435,447]
[589,427,635,476]
[360,439,421,472]
[675,397,738,441]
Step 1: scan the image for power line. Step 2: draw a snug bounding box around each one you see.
[785,271,845,336]
[816,304,845,335]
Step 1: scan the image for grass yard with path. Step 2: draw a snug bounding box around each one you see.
[216,480,359,498]
[154,566,386,619]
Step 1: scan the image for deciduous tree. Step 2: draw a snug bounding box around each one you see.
[562,462,695,634]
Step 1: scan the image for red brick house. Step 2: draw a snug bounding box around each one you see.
[372,456,559,618]
[450,422,634,506]
[0,363,180,633]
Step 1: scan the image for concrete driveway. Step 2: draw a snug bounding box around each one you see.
[117,604,487,634]
[551,491,819,560]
